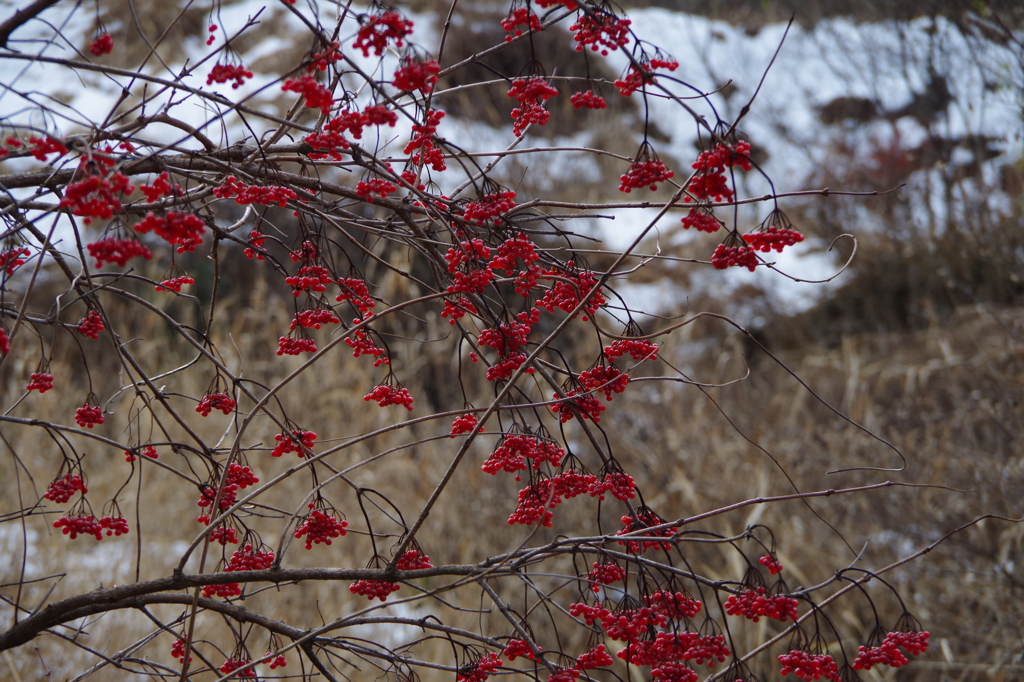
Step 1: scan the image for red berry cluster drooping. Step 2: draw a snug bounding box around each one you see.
[355,178,399,202]
[277,335,317,355]
[294,507,348,549]
[619,157,674,193]
[196,392,236,416]
[209,525,240,545]
[88,33,114,56]
[267,652,288,669]
[571,90,608,109]
[53,514,104,540]
[272,430,316,458]
[170,637,193,663]
[27,371,54,393]
[744,226,805,252]
[680,207,723,233]
[392,57,441,95]
[87,237,153,268]
[711,244,759,271]
[1,245,31,275]
[213,177,298,206]
[759,553,784,574]
[588,562,626,592]
[617,509,678,553]
[353,11,413,57]
[457,652,502,682]
[139,171,175,202]
[99,515,130,536]
[345,329,390,366]
[75,402,104,428]
[202,544,275,598]
[604,337,659,362]
[507,77,559,137]
[614,58,678,96]
[125,445,159,462]
[723,586,800,622]
[571,12,631,55]
[219,658,256,678]
[133,211,206,253]
[77,310,105,339]
[501,8,543,41]
[576,644,615,669]
[336,277,375,315]
[156,275,195,292]
[403,108,446,171]
[44,474,87,503]
[60,165,132,224]
[290,309,340,330]
[449,413,478,436]
[687,140,752,203]
[28,135,69,161]
[464,190,517,225]
[349,578,402,601]
[207,62,254,88]
[778,650,840,681]
[441,298,478,324]
[536,267,606,320]
[503,638,541,661]
[364,384,414,410]
[482,432,565,477]
[282,75,335,114]
[307,41,342,71]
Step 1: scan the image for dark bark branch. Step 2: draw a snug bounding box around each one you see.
[0,0,62,49]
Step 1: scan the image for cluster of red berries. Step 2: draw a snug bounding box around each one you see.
[271,430,316,458]
[336,277,375,314]
[687,141,752,203]
[570,90,608,109]
[570,13,631,55]
[552,389,606,423]
[139,171,175,202]
[87,33,114,56]
[617,509,678,553]
[27,371,54,393]
[778,650,839,681]
[508,77,559,136]
[198,480,239,513]
[576,644,615,669]
[579,365,629,400]
[404,108,446,171]
[53,514,128,539]
[1,245,31,275]
[44,474,87,503]
[226,463,259,488]
[464,191,517,225]
[446,238,492,273]
[484,351,532,382]
[588,562,626,591]
[277,335,317,355]
[449,413,478,436]
[604,337,659,362]
[457,652,502,682]
[87,237,153,268]
[156,275,195,292]
[503,638,541,661]
[294,507,348,549]
[392,58,441,94]
[723,586,800,622]
[170,638,192,663]
[349,577,401,601]
[507,470,629,526]
[645,590,704,619]
[441,298,477,324]
[482,433,565,476]
[853,630,929,670]
[285,265,331,297]
[75,403,104,428]
[206,63,253,89]
[711,244,759,271]
[214,177,298,207]
[282,75,335,115]
[364,384,414,410]
[124,445,158,462]
[209,525,239,545]
[134,211,206,253]
[353,11,413,57]
[743,226,805,252]
[27,136,69,161]
[759,553,784,574]
[345,329,390,366]
[202,544,275,598]
[620,631,730,668]
[501,8,543,40]
[60,167,132,224]
[536,267,606,320]
[680,207,722,232]
[355,178,398,201]
[219,658,255,678]
[307,41,342,72]
[619,157,674,193]
[0,328,9,355]
[614,59,678,96]
[290,309,340,330]
[196,392,236,416]
[267,652,288,669]
[77,310,105,339]
[244,230,266,260]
